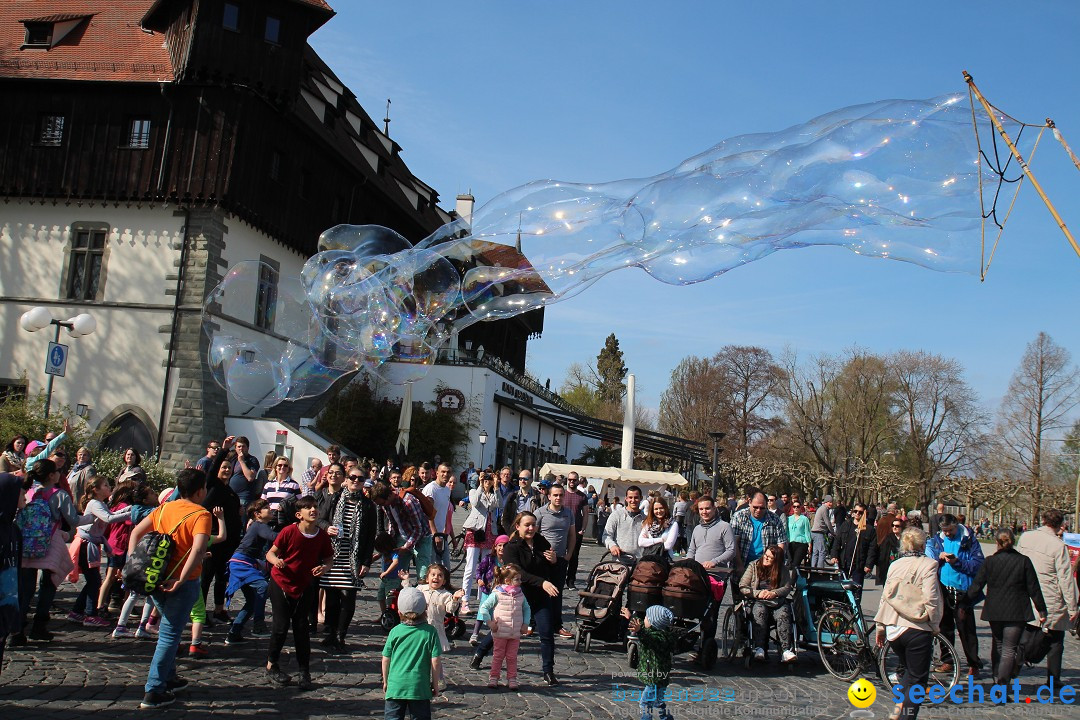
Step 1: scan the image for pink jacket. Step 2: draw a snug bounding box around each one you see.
[490,585,528,639]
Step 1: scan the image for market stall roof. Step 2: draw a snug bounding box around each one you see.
[539,463,687,487]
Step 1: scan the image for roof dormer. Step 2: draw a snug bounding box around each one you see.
[20,13,93,49]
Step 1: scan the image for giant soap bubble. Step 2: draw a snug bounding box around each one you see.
[206,94,1035,406]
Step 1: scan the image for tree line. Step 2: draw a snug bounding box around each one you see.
[650,332,1078,521]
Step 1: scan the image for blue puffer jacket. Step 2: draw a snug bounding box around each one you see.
[926,524,984,596]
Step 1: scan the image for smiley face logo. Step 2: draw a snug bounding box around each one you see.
[847,678,876,708]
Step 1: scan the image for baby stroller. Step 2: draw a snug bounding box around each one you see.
[573,560,631,653]
[626,555,670,613]
[627,558,720,670]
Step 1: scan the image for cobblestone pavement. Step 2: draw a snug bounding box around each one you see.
[1,539,1077,719]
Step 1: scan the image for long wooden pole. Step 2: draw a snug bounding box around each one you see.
[963,71,1080,259]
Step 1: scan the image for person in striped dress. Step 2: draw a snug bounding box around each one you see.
[319,470,376,651]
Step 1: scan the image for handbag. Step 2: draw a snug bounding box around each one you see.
[882,561,930,623]
[472,528,487,543]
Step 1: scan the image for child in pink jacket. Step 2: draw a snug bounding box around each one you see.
[477,563,531,689]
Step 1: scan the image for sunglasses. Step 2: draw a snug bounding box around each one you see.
[852,510,864,515]
[346,475,363,482]
[892,523,903,528]
[208,445,220,450]
[792,503,802,508]
[275,463,290,468]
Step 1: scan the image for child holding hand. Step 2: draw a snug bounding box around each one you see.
[628,605,676,720]
[477,563,531,690]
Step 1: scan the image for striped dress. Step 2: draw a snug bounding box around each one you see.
[321,498,361,589]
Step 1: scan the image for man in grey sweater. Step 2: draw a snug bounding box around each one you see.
[686,496,735,652]
[810,495,835,567]
[603,486,645,559]
[536,484,576,638]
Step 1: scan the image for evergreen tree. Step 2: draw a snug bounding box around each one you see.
[596,333,628,407]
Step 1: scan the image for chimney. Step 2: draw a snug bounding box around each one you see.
[455,192,475,226]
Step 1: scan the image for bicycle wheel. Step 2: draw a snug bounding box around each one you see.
[877,634,960,691]
[816,608,864,681]
[449,532,466,573]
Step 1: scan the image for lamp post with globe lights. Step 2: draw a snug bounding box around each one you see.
[478,429,488,470]
[20,307,97,419]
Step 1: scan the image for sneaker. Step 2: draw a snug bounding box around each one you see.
[523,627,534,636]
[83,615,111,628]
[134,624,151,640]
[933,662,954,674]
[166,677,189,692]
[508,680,519,690]
[470,655,483,670]
[781,650,797,663]
[543,672,559,686]
[112,626,131,639]
[250,622,270,638]
[558,628,574,639]
[298,672,315,691]
[139,691,175,709]
[487,678,498,688]
[144,621,160,636]
[213,610,231,623]
[67,612,85,623]
[459,603,471,615]
[188,644,210,657]
[469,633,480,646]
[224,632,247,645]
[266,667,291,687]
[753,647,766,661]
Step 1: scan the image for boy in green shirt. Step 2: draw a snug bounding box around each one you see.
[382,586,443,720]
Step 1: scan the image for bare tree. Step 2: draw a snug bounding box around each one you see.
[891,350,986,513]
[714,346,785,458]
[659,355,728,448]
[998,332,1080,522]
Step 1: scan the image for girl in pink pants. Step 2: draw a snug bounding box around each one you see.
[478,564,531,689]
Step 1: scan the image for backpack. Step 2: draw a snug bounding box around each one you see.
[122,507,203,596]
[18,486,60,559]
[404,487,437,521]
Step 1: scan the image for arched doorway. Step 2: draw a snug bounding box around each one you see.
[99,410,156,458]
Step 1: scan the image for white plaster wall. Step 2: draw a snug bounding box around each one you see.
[0,200,182,435]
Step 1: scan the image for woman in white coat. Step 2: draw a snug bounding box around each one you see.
[459,471,498,613]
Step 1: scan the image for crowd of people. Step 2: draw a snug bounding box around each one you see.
[1,427,1079,720]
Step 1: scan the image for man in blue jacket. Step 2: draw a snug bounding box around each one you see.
[926,514,984,678]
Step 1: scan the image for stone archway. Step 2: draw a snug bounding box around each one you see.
[97,405,158,457]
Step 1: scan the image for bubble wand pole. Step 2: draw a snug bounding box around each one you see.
[963,71,1080,259]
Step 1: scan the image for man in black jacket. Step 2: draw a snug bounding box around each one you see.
[500,470,540,535]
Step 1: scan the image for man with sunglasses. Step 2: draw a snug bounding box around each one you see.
[730,489,787,579]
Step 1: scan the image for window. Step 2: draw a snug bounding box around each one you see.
[254,260,278,331]
[0,379,28,405]
[66,225,108,300]
[264,16,281,44]
[269,150,282,181]
[223,3,240,32]
[24,23,52,47]
[38,115,65,146]
[126,118,151,149]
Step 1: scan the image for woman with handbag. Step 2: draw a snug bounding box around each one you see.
[460,472,498,614]
[874,527,943,720]
[738,544,797,662]
[637,497,679,560]
[966,529,1046,684]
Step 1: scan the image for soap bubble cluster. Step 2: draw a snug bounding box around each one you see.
[205,94,1028,406]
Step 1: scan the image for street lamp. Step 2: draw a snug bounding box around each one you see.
[478,429,488,470]
[708,431,726,499]
[20,307,97,419]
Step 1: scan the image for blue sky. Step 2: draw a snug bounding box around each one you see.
[311,1,1080,415]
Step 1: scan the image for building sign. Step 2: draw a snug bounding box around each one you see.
[436,388,466,414]
[501,381,534,405]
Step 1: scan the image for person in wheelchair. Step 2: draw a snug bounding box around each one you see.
[739,544,797,663]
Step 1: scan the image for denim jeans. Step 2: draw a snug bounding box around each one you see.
[413,535,434,582]
[144,579,202,693]
[432,533,451,570]
[230,577,268,633]
[811,533,829,567]
[640,685,674,720]
[532,600,556,674]
[385,698,431,720]
[75,541,103,616]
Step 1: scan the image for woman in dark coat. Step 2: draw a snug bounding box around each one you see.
[830,503,877,601]
[966,529,1047,684]
[876,516,904,584]
[502,510,561,685]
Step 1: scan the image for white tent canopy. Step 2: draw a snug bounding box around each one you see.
[538,462,687,502]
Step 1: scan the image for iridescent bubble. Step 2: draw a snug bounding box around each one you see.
[208,95,1038,404]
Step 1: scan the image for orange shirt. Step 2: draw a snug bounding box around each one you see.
[151,498,212,580]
